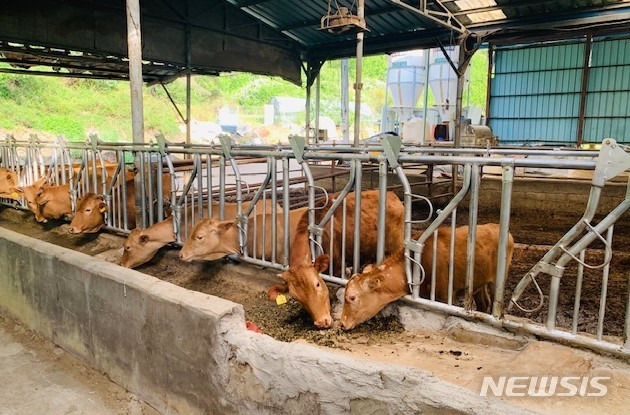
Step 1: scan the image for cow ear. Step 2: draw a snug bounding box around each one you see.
[362,264,375,273]
[367,277,382,290]
[313,254,329,273]
[139,234,149,244]
[220,221,234,232]
[267,282,289,301]
[98,202,108,213]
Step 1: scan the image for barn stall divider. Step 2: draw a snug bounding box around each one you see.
[0,133,629,360]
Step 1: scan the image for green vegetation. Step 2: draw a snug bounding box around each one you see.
[0,50,487,142]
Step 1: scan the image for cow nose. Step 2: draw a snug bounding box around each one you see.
[68,227,76,234]
[315,316,332,329]
[178,252,187,261]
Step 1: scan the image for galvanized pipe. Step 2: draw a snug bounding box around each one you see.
[376,159,388,264]
[492,164,514,318]
[464,165,480,310]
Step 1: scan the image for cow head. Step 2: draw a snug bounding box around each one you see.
[179,218,236,262]
[68,193,107,234]
[340,263,401,330]
[22,177,49,222]
[121,229,154,268]
[278,255,332,329]
[0,168,22,200]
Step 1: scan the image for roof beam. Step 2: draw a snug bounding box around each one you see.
[388,0,468,34]
[451,0,551,17]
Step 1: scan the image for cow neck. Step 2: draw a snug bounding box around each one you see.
[289,209,313,266]
[219,224,241,256]
[148,218,176,244]
[377,250,409,300]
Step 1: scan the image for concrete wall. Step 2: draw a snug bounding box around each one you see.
[0,228,534,415]
[478,176,627,215]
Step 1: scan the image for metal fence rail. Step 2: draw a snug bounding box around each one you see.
[1,133,629,359]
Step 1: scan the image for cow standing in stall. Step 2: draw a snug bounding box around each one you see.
[268,190,404,329]
[177,205,306,265]
[339,223,515,330]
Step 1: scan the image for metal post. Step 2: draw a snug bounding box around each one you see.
[485,43,493,126]
[465,164,480,310]
[353,0,365,146]
[422,49,431,144]
[577,34,592,147]
[126,0,144,228]
[305,71,311,144]
[185,0,192,145]
[341,59,350,143]
[454,42,466,148]
[315,72,321,144]
[492,164,514,318]
[376,159,388,264]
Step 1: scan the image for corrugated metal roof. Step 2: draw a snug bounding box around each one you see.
[232,0,630,60]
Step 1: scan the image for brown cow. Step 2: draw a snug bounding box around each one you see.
[36,183,72,221]
[0,168,21,200]
[269,190,404,329]
[68,193,108,234]
[66,170,171,233]
[339,223,515,330]
[178,200,286,262]
[121,200,281,268]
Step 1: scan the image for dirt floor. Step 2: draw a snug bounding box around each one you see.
[1,205,630,414]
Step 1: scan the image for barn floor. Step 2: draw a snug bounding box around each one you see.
[1,206,630,414]
[0,316,159,415]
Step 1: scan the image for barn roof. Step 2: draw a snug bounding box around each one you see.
[1,0,629,85]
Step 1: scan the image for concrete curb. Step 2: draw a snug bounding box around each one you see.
[0,227,538,415]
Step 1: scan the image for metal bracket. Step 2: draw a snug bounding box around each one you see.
[593,138,630,188]
[308,224,324,237]
[289,135,306,164]
[388,0,468,34]
[154,133,169,156]
[218,134,233,160]
[405,240,424,253]
[88,133,101,150]
[380,134,402,168]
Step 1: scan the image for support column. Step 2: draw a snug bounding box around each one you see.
[341,59,350,143]
[305,81,311,144]
[577,34,593,147]
[353,0,365,147]
[422,49,431,144]
[485,43,494,126]
[185,0,192,145]
[126,0,144,228]
[126,0,144,144]
[315,73,321,143]
[454,41,466,148]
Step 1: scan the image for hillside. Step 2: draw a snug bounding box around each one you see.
[0,51,487,143]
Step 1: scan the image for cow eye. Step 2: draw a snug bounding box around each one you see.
[196,235,204,240]
[85,208,92,213]
[316,281,321,288]
[124,246,130,251]
[348,295,357,302]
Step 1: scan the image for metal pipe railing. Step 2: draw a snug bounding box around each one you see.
[1,133,629,360]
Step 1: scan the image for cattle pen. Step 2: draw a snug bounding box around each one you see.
[3,1,630,414]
